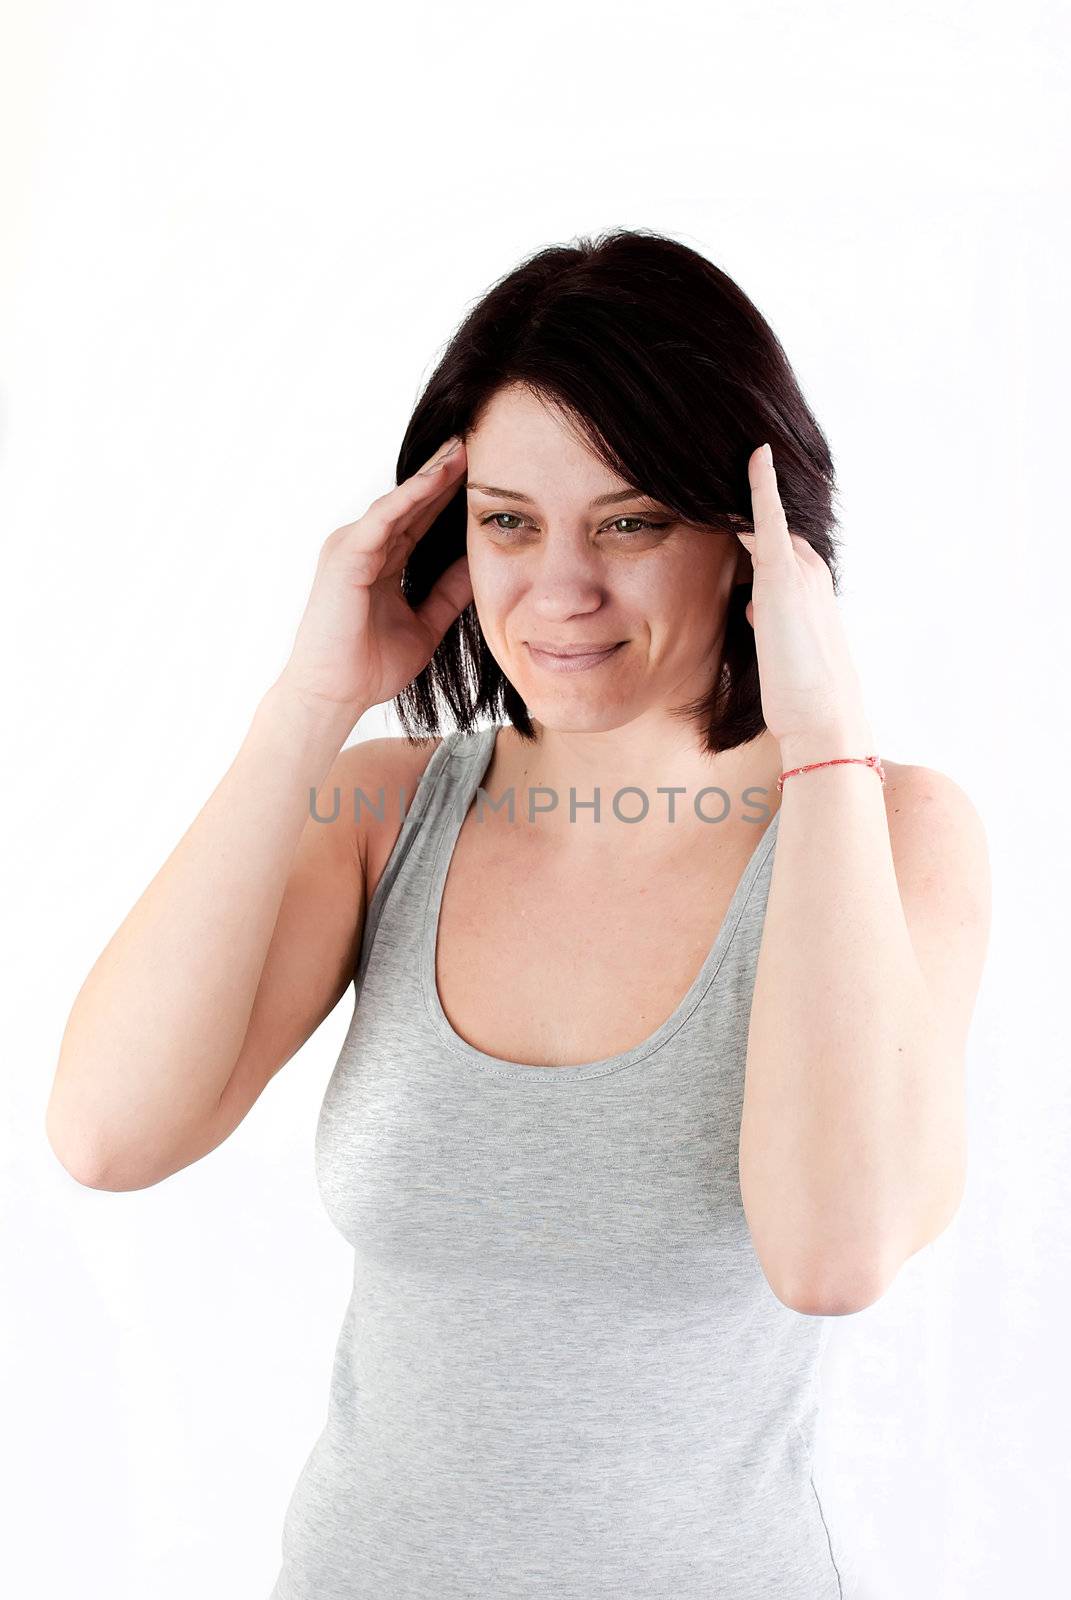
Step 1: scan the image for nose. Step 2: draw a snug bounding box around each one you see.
[522,536,612,620]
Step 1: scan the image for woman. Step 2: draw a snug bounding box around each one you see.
[47,229,991,1598]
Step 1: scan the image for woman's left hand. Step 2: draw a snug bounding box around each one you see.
[736,444,874,752]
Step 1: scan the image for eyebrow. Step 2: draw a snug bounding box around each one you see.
[466,482,651,508]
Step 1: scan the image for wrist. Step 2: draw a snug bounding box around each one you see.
[778,724,879,772]
[257,678,368,751]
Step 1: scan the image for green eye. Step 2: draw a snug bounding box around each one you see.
[478,513,671,537]
[481,513,525,531]
[607,517,666,534]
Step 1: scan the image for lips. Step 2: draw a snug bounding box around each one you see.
[526,642,624,656]
[525,641,626,673]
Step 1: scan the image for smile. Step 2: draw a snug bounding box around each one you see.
[525,642,626,673]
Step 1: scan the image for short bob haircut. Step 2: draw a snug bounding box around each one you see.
[392,226,840,754]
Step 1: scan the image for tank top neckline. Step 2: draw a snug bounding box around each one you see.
[417,723,782,1083]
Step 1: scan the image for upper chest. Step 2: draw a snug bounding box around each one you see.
[432,808,770,1067]
[360,738,907,1070]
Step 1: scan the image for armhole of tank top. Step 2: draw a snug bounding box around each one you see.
[350,732,460,996]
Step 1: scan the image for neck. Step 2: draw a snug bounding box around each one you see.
[483,721,783,850]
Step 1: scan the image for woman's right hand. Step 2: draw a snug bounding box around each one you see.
[276,436,473,719]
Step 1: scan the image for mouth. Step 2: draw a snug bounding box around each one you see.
[525,641,626,673]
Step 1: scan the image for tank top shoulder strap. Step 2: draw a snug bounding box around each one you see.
[352,724,496,994]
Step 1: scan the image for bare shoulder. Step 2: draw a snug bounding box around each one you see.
[881,759,990,889]
[880,759,992,1042]
[339,730,446,788]
[339,732,447,897]
[880,759,988,858]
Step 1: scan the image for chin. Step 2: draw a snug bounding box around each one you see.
[520,696,636,736]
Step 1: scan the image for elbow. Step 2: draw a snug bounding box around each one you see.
[767,1257,895,1317]
[771,1172,971,1314]
[45,1113,113,1190]
[45,1101,148,1191]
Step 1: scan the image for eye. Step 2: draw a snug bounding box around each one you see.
[480,512,527,533]
[477,512,671,538]
[606,516,669,535]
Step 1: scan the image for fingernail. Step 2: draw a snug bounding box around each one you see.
[761,443,773,465]
[419,436,461,474]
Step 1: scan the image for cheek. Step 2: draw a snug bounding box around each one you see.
[465,546,519,620]
[633,568,724,653]
[615,567,698,620]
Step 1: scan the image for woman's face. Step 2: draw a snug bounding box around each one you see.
[463,384,748,732]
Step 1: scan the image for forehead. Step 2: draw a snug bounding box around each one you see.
[466,386,636,496]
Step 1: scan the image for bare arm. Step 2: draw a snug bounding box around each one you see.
[45,431,472,1189]
[45,680,366,1189]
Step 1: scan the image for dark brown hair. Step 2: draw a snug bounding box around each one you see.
[393,227,840,753]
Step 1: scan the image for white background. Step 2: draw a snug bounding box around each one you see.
[2,2,1068,1596]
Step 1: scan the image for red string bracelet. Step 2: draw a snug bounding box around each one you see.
[776,755,886,794]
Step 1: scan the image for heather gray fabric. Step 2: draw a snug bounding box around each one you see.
[269,723,853,1599]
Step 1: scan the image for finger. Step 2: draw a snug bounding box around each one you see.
[746,444,794,567]
[385,439,469,529]
[387,437,472,559]
[412,552,474,643]
[417,437,464,475]
[336,441,468,574]
[788,531,830,577]
[384,459,468,572]
[337,438,468,543]
[412,436,467,488]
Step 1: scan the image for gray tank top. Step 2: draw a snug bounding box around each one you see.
[269,723,850,1599]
